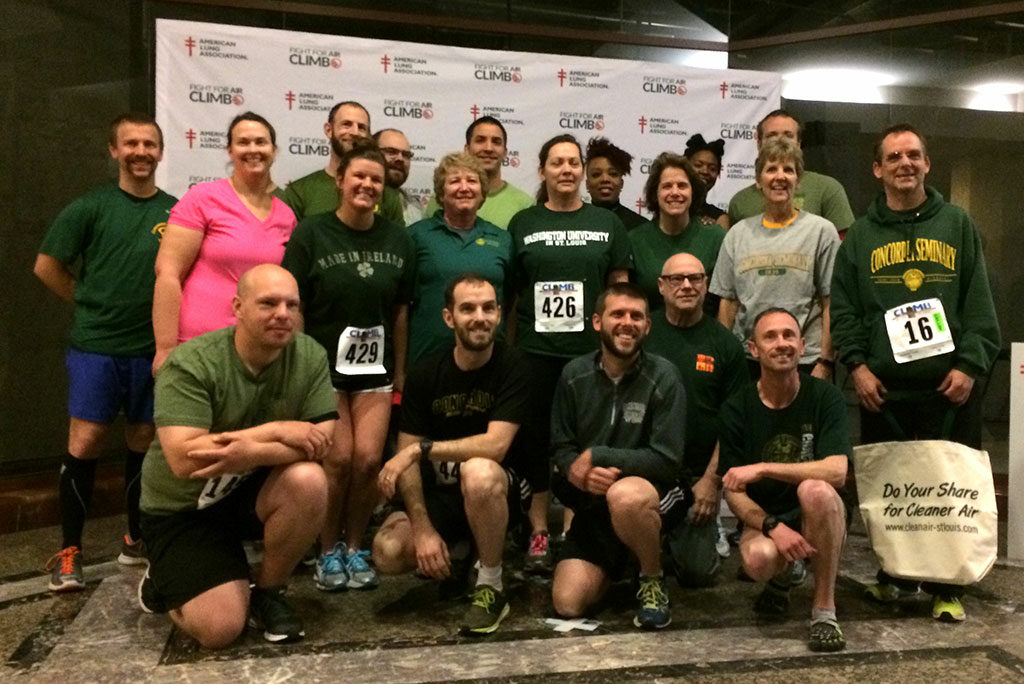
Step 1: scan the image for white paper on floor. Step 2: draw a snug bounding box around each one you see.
[543,617,600,632]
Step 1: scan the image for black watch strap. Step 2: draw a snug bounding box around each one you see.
[762,515,780,537]
[419,439,433,460]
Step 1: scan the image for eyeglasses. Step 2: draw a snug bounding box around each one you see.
[380,147,414,160]
[658,273,706,286]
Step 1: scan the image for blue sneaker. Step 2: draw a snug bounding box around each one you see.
[633,575,671,629]
[314,543,348,592]
[345,549,379,589]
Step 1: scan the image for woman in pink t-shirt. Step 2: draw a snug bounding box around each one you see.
[152,112,296,373]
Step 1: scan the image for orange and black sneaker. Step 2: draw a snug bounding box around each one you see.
[117,534,147,566]
[46,546,85,592]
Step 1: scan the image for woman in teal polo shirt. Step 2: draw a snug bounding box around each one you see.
[407,152,513,366]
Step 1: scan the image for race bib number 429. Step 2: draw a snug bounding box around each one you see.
[884,298,955,364]
[534,281,584,333]
[335,325,387,375]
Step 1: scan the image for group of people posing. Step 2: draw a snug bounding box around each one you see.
[35,101,1000,655]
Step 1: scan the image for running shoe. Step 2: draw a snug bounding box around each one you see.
[460,584,510,634]
[249,586,304,643]
[633,575,671,629]
[46,546,85,592]
[345,549,379,589]
[932,594,966,622]
[118,534,148,566]
[524,531,553,573]
[137,567,167,614]
[314,543,349,592]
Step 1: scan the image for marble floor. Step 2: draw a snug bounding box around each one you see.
[3,514,1024,683]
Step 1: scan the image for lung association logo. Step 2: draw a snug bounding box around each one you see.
[719,81,770,101]
[641,76,687,96]
[184,128,227,150]
[634,197,647,215]
[380,54,438,77]
[469,104,525,127]
[558,111,605,131]
[409,144,436,166]
[556,68,609,89]
[188,83,244,106]
[183,35,248,60]
[284,90,333,113]
[473,62,523,83]
[637,114,687,137]
[383,99,434,119]
[288,46,341,69]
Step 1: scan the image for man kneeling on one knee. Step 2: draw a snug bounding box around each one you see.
[550,283,688,630]
[373,274,533,635]
[719,308,851,652]
[138,265,337,648]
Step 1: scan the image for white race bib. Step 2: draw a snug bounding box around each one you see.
[335,325,386,375]
[533,281,584,333]
[197,472,249,510]
[884,298,955,364]
[432,460,461,485]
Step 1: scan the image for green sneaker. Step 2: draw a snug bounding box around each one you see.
[460,584,510,635]
[633,575,671,629]
[864,581,917,603]
[808,618,846,652]
[932,594,966,622]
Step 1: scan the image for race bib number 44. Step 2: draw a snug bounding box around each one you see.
[885,298,955,364]
[335,325,386,375]
[534,281,584,333]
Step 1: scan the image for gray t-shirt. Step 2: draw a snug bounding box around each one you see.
[709,210,839,363]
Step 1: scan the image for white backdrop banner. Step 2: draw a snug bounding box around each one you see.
[155,19,781,216]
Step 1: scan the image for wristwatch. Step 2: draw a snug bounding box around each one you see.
[762,515,780,537]
[419,439,434,460]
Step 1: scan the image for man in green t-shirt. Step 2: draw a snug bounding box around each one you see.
[727,110,855,231]
[646,253,747,586]
[137,265,337,648]
[279,101,403,225]
[718,308,850,652]
[34,112,177,592]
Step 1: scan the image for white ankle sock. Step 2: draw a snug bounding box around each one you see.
[477,563,502,591]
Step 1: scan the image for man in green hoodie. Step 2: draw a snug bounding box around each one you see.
[830,123,1001,623]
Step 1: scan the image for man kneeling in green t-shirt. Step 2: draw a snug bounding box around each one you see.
[719,308,851,652]
[137,265,338,648]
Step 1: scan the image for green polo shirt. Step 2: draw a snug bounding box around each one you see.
[408,211,513,364]
[425,181,535,230]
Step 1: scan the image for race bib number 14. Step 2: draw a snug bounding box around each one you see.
[884,298,955,364]
[534,281,584,333]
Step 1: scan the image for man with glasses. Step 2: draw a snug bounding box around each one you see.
[374,128,422,225]
[646,253,747,585]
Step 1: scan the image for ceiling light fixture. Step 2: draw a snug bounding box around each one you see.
[782,68,897,104]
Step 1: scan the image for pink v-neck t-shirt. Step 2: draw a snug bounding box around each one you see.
[169,178,296,342]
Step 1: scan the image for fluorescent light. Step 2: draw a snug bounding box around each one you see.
[971,81,1024,95]
[967,92,1016,111]
[677,50,728,69]
[782,68,897,104]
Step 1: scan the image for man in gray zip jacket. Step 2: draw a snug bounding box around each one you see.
[549,282,688,630]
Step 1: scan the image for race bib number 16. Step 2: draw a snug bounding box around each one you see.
[534,281,584,333]
[884,298,955,364]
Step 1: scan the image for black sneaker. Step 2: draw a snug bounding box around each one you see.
[118,534,148,567]
[460,584,510,635]
[138,568,167,614]
[249,586,304,643]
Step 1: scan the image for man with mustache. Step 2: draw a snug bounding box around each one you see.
[373,274,533,635]
[374,128,423,225]
[35,112,178,591]
[280,101,404,225]
[549,282,687,630]
[830,123,1000,622]
[137,265,336,648]
[719,308,850,652]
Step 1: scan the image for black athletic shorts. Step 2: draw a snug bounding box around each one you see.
[420,466,531,546]
[140,470,268,610]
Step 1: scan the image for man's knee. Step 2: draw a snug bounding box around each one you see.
[552,575,588,618]
[606,477,658,518]
[460,458,506,503]
[797,480,842,521]
[371,515,413,575]
[178,593,248,650]
[278,462,328,510]
[741,536,782,582]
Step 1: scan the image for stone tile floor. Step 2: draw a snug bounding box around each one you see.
[3,514,1024,683]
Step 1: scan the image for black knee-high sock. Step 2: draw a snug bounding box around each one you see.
[59,453,97,549]
[124,450,145,542]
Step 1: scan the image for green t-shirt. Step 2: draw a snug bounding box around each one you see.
[140,327,337,514]
[629,218,725,307]
[508,204,633,358]
[38,183,177,355]
[717,374,850,514]
[727,170,855,230]
[408,212,513,364]
[425,181,535,230]
[281,213,415,383]
[645,313,748,475]
[280,169,405,226]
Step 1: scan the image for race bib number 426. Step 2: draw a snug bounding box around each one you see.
[884,298,955,364]
[534,281,584,333]
[335,325,386,375]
